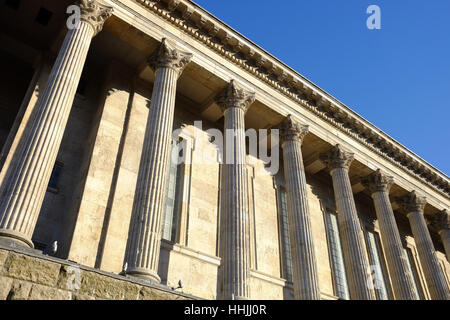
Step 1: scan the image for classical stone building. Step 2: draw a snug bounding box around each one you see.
[0,0,449,300]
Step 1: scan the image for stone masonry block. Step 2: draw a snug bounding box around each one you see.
[0,249,8,271]
[3,253,60,286]
[28,284,72,300]
[79,271,141,300]
[139,287,190,300]
[6,279,32,300]
[0,276,13,299]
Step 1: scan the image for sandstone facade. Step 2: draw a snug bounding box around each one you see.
[0,0,448,300]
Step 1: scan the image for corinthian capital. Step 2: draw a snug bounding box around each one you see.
[396,191,427,214]
[215,80,255,113]
[361,169,394,195]
[279,115,309,144]
[319,144,354,171]
[79,0,113,36]
[428,210,450,232]
[148,38,193,74]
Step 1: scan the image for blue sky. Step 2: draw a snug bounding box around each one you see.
[194,0,450,176]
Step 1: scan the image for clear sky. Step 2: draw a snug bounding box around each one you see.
[193,0,450,176]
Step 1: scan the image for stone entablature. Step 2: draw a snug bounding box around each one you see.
[127,0,449,198]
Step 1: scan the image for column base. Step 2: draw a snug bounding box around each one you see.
[0,229,34,248]
[222,294,249,300]
[126,267,161,284]
[233,296,248,300]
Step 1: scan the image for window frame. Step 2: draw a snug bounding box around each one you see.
[161,134,193,244]
[322,206,351,300]
[363,227,393,300]
[47,160,64,194]
[274,184,293,283]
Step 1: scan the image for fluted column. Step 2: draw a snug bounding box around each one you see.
[124,39,192,282]
[216,80,255,300]
[280,115,320,300]
[429,210,450,263]
[320,144,376,300]
[0,0,112,247]
[361,170,418,300]
[397,192,450,300]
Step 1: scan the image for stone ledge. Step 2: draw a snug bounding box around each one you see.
[0,244,199,300]
[161,239,221,266]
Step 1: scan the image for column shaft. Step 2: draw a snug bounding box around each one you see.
[126,67,178,281]
[441,229,450,263]
[320,144,376,300]
[372,191,418,299]
[330,167,375,300]
[221,106,250,300]
[429,210,450,263]
[280,116,320,300]
[0,21,98,247]
[408,211,449,300]
[216,80,254,300]
[124,39,192,282]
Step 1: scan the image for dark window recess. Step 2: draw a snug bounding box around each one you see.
[5,0,20,10]
[35,7,53,26]
[76,78,87,95]
[48,162,63,192]
[33,241,47,252]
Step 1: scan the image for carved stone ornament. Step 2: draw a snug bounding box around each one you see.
[319,144,355,171]
[279,115,309,144]
[361,169,394,194]
[428,210,450,231]
[79,0,113,36]
[396,191,427,214]
[148,38,193,74]
[214,80,255,113]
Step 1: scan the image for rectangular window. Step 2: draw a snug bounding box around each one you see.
[162,139,184,242]
[47,161,63,193]
[403,247,425,299]
[364,229,392,300]
[277,188,292,282]
[324,210,350,300]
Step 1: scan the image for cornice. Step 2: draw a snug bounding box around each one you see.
[133,0,450,198]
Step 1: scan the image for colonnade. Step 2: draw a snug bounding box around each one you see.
[0,0,448,301]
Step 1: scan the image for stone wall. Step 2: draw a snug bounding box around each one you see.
[0,244,195,300]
